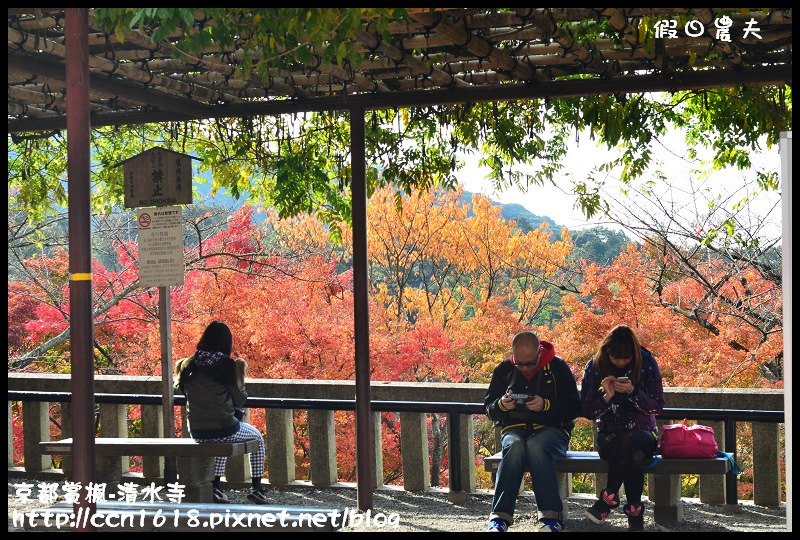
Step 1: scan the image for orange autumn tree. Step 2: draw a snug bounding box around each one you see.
[356,186,573,380]
[11,192,779,484]
[449,193,574,375]
[642,238,783,388]
[550,243,781,389]
[9,245,152,374]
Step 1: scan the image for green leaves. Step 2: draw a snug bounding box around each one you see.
[10,9,791,236]
[94,8,402,73]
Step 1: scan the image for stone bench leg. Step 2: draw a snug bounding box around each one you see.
[177,456,215,503]
[649,473,682,527]
[558,472,571,516]
[97,455,123,492]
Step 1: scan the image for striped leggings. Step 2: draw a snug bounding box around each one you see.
[196,422,265,479]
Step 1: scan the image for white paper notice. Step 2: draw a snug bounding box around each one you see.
[137,206,185,288]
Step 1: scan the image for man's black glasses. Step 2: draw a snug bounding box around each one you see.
[510,354,538,368]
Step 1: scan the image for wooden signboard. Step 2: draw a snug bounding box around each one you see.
[123,147,193,208]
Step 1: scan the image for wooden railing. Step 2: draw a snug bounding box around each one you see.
[8,374,785,508]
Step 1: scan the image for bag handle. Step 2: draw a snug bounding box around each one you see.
[716,451,742,475]
[644,455,661,470]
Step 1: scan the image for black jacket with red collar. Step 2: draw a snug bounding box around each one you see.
[484,340,581,436]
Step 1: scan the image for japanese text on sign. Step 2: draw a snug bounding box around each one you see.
[138,206,184,288]
[123,147,192,208]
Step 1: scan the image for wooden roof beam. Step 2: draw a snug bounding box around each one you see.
[355,29,471,89]
[408,10,535,81]
[7,51,212,118]
[10,65,791,134]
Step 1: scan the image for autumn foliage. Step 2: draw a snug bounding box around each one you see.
[8,187,783,484]
[550,244,782,389]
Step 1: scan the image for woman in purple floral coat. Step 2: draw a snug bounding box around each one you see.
[580,325,666,531]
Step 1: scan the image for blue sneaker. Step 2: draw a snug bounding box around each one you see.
[535,518,564,532]
[484,518,509,532]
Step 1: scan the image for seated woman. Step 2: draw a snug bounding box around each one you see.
[580,324,666,531]
[174,320,268,504]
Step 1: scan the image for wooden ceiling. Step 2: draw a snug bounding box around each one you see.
[8,8,793,134]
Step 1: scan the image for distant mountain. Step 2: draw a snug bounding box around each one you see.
[459,190,560,233]
[499,202,559,231]
[459,190,630,262]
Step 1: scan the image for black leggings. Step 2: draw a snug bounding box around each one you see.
[597,429,658,504]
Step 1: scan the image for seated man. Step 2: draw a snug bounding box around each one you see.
[483,331,580,532]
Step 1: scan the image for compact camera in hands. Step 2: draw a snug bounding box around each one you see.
[506,393,533,405]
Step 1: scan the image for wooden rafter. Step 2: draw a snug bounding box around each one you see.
[8,7,793,133]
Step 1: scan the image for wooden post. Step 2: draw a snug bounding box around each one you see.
[160,287,178,484]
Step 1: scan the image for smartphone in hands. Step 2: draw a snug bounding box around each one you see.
[617,376,629,383]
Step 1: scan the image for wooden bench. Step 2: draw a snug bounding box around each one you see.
[21,500,347,531]
[484,450,732,527]
[40,437,261,503]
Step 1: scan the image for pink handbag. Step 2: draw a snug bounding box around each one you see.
[658,423,718,458]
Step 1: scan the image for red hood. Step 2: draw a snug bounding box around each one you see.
[538,340,556,366]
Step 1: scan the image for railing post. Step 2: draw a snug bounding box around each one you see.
[457,413,476,493]
[308,409,337,486]
[752,421,781,506]
[446,411,466,503]
[400,412,429,492]
[6,401,14,469]
[265,408,295,485]
[372,411,384,488]
[699,419,725,503]
[98,403,127,489]
[179,406,189,437]
[140,404,164,482]
[724,418,738,505]
[22,401,51,473]
[9,400,15,469]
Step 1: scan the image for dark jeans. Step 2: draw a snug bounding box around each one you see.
[489,426,569,525]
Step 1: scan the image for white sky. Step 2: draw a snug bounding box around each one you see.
[458,129,784,237]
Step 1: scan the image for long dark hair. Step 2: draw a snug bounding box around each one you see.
[196,320,233,356]
[179,321,236,386]
[593,324,644,383]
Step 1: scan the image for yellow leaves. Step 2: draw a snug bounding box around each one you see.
[272,211,332,254]
[364,185,574,330]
